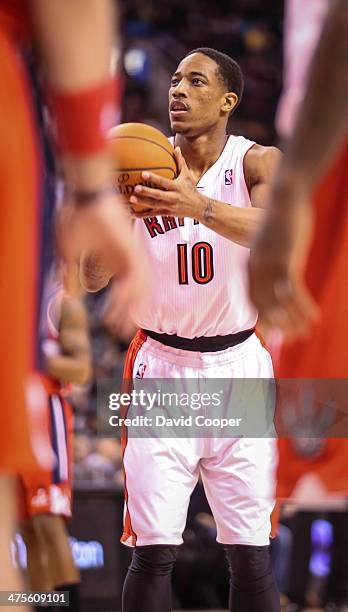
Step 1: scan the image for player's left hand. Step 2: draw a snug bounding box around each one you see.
[129,147,203,218]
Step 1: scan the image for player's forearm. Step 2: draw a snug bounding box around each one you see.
[196,196,265,247]
[281,0,348,193]
[31,0,115,90]
[31,0,117,191]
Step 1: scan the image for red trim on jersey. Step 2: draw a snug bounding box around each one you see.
[120,330,147,546]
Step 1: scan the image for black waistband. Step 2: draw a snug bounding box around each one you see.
[143,329,255,352]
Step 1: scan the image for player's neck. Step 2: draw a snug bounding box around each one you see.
[175,129,228,184]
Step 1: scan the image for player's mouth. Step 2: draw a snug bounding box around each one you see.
[169,101,189,117]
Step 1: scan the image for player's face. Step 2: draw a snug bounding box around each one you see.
[169,53,231,137]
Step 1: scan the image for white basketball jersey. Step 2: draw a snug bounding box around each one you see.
[131,135,258,338]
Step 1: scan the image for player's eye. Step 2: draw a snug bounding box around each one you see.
[170,78,179,86]
[192,78,204,86]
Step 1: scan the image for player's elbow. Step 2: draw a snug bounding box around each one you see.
[79,250,113,293]
[79,270,111,292]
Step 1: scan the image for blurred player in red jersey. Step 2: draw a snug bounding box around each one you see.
[0,0,143,596]
[20,266,91,612]
[249,0,348,556]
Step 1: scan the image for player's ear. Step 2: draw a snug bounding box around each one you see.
[221,92,238,115]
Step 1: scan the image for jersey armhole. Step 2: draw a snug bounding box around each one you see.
[242,142,256,204]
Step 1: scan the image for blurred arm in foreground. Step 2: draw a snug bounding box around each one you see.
[32,0,146,308]
[248,0,348,340]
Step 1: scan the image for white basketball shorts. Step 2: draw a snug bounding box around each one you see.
[121,330,277,547]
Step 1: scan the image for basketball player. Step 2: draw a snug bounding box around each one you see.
[0,0,140,597]
[82,48,282,611]
[249,3,348,607]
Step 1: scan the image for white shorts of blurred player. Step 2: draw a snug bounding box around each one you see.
[121,332,277,548]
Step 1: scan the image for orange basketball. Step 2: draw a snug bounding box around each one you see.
[108,123,177,212]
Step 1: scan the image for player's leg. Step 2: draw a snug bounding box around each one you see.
[201,437,279,612]
[122,545,179,612]
[0,476,24,594]
[122,435,200,612]
[20,517,54,592]
[224,543,279,611]
[121,335,203,611]
[30,514,78,588]
[32,514,79,611]
[36,393,78,610]
[200,334,279,611]
[20,514,79,612]
[20,391,78,609]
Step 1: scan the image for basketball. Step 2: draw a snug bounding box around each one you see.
[108,123,178,212]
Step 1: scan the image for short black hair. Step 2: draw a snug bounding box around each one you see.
[186,47,244,111]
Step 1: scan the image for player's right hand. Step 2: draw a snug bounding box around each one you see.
[57,191,148,316]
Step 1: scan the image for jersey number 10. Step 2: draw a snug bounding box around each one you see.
[177,242,214,285]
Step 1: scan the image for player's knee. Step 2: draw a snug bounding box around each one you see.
[129,545,179,577]
[20,520,38,548]
[225,544,274,591]
[33,513,65,545]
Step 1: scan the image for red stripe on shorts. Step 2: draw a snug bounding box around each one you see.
[120,330,147,546]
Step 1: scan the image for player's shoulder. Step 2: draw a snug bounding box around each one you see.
[245,142,282,164]
[243,143,282,186]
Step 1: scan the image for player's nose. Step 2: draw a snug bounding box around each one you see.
[172,81,188,97]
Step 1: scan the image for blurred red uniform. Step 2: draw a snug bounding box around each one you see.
[20,288,74,519]
[276,143,348,499]
[0,0,51,473]
[20,374,73,519]
[275,0,348,499]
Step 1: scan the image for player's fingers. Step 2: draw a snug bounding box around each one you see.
[249,258,313,339]
[130,207,169,218]
[129,206,153,217]
[272,279,319,340]
[250,274,304,337]
[141,171,173,191]
[297,283,321,324]
[130,193,170,209]
[281,282,321,338]
[133,185,172,201]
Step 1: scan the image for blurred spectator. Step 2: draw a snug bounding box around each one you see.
[73,434,93,481]
[74,435,123,489]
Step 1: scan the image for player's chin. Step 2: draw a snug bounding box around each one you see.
[170,120,192,136]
